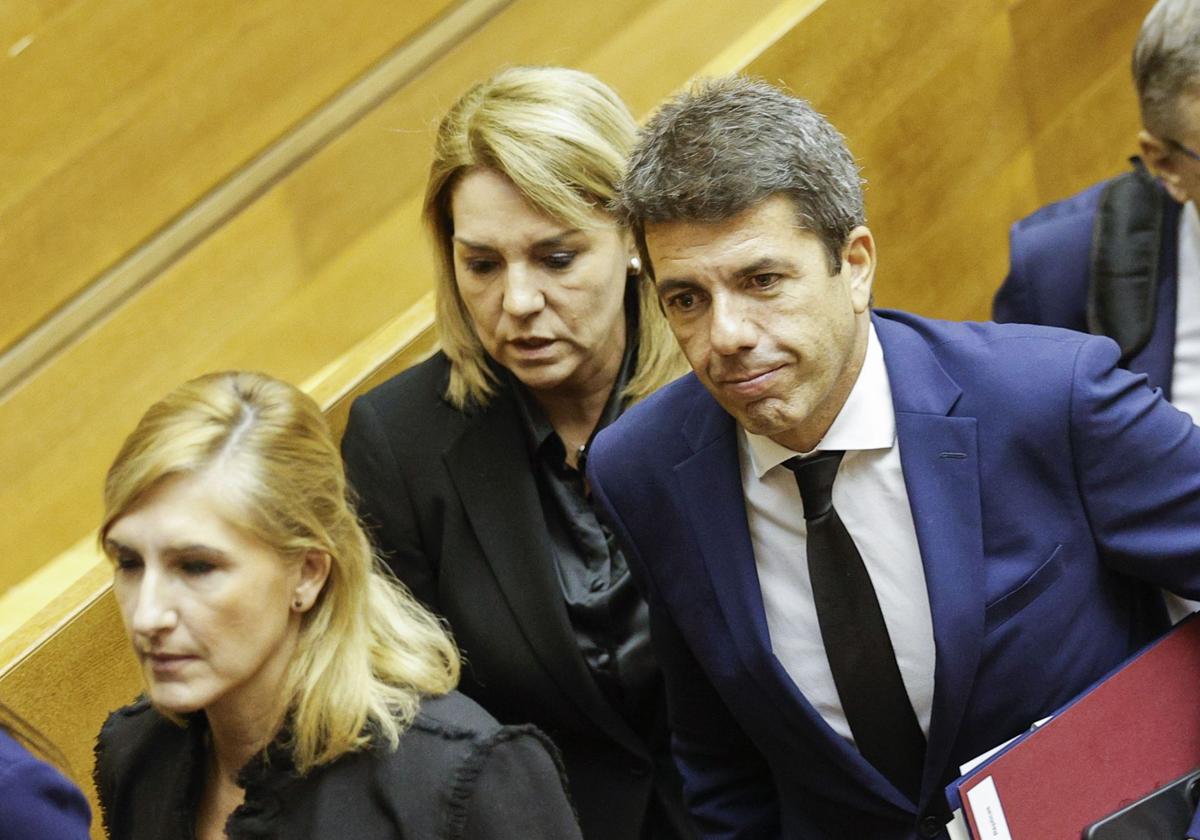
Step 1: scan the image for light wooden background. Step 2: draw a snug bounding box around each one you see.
[0,1,1156,835]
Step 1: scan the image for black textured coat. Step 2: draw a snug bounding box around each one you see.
[93,692,582,839]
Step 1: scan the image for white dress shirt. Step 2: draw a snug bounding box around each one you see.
[1168,200,1200,623]
[1172,200,1200,421]
[739,323,936,746]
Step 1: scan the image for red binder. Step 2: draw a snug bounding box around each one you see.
[948,615,1200,840]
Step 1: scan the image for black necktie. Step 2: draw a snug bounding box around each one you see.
[784,450,926,801]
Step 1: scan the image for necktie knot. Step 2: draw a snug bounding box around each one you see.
[784,450,845,520]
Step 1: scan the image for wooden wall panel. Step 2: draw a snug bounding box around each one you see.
[1009,0,1151,140]
[0,0,788,594]
[1028,61,1144,205]
[1010,0,1155,203]
[860,15,1035,319]
[0,3,1155,837]
[0,1,77,47]
[0,0,453,354]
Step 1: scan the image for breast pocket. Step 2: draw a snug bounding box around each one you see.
[984,544,1066,634]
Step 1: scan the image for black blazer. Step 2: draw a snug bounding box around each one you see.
[341,352,692,840]
[94,692,582,839]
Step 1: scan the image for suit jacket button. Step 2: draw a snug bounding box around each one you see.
[917,814,945,838]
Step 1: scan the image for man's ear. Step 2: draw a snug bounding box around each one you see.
[841,226,876,313]
[1140,130,1191,204]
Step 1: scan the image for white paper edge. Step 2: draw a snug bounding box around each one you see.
[965,776,1013,840]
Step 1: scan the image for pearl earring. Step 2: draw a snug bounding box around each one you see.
[628,256,642,275]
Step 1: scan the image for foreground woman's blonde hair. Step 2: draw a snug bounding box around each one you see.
[425,65,686,409]
[100,371,459,773]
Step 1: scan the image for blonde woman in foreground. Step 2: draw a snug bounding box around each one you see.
[93,371,582,840]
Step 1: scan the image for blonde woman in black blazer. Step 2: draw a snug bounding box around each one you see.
[96,372,580,840]
[342,67,692,840]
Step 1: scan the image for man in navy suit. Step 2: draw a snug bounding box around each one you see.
[994,0,1199,409]
[586,76,1200,839]
[995,0,1200,625]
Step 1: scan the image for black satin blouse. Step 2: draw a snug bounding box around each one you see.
[508,338,657,732]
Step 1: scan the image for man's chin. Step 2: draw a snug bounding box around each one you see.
[729,403,792,438]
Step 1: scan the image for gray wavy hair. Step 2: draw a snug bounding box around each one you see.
[1133,0,1200,139]
[614,75,864,273]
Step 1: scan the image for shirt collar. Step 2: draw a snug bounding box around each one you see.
[742,322,896,478]
[1183,200,1200,253]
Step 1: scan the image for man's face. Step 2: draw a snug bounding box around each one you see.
[1143,91,1200,205]
[646,195,874,453]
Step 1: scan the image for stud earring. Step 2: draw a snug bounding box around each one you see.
[628,256,642,275]
[292,598,303,610]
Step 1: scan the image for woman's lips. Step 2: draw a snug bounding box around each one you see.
[507,337,559,361]
[145,653,197,677]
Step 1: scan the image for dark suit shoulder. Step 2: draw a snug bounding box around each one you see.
[874,310,1136,432]
[372,693,578,838]
[383,692,559,774]
[877,309,1101,378]
[350,352,453,423]
[998,168,1181,332]
[410,691,508,740]
[0,729,91,840]
[878,308,1093,349]
[997,178,1111,329]
[1012,177,1109,234]
[592,373,707,458]
[95,699,185,773]
[343,353,480,462]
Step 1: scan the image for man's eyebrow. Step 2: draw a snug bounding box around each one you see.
[733,257,788,278]
[655,277,699,298]
[655,257,792,295]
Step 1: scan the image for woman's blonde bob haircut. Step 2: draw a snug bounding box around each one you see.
[425,65,686,409]
[100,372,459,773]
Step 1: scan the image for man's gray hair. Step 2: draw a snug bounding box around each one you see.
[615,76,864,272]
[1133,0,1200,139]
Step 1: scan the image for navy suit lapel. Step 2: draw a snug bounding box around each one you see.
[673,383,915,815]
[1128,195,1180,398]
[443,388,645,757]
[875,315,987,801]
[674,400,772,666]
